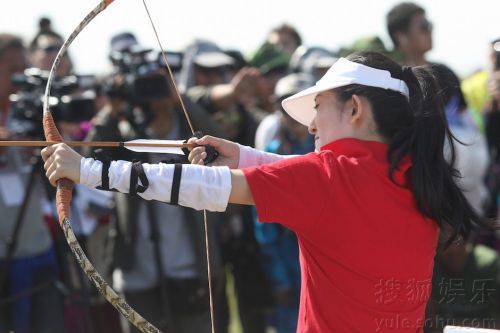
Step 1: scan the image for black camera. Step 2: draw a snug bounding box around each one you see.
[105,47,184,135]
[8,68,96,138]
[107,46,183,104]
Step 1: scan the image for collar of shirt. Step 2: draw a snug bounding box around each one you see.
[320,137,412,186]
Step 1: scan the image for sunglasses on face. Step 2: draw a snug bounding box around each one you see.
[419,20,433,33]
[41,44,63,53]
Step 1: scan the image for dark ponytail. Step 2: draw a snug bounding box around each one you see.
[335,51,498,246]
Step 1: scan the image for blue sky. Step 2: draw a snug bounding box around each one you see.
[1,0,498,77]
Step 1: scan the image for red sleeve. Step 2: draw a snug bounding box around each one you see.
[242,152,333,234]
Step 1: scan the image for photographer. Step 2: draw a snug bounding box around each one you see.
[86,38,225,333]
[182,41,273,333]
[30,30,73,77]
[182,41,263,145]
[0,34,26,138]
[0,36,65,333]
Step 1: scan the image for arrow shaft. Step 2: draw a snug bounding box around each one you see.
[0,141,194,149]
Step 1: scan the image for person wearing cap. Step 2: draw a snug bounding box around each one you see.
[254,73,314,333]
[250,42,291,114]
[183,41,273,332]
[290,46,338,86]
[110,32,139,54]
[255,73,314,150]
[84,48,226,332]
[42,51,496,332]
[186,45,262,145]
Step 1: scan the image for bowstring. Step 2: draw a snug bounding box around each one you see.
[141,2,216,333]
[142,0,195,136]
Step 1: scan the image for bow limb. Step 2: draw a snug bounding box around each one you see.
[42,1,162,332]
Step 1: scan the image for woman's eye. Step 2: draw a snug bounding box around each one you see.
[314,104,319,110]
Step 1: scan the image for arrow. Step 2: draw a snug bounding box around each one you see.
[0,139,194,155]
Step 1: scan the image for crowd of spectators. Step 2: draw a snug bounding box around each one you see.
[0,2,499,333]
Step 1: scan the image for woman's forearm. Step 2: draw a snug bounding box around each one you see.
[229,169,254,205]
[238,144,295,168]
[80,158,253,211]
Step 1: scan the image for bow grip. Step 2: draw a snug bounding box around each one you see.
[43,111,74,226]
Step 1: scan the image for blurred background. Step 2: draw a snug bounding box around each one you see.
[1,0,498,75]
[0,1,499,333]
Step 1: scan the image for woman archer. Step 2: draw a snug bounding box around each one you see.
[42,52,496,332]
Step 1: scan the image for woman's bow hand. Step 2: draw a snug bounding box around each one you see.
[41,143,82,186]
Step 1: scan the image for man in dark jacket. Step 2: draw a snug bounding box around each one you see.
[86,71,225,333]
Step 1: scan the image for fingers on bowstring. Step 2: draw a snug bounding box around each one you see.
[191,151,207,165]
[195,135,217,147]
[188,146,206,163]
[187,137,198,151]
[196,151,208,165]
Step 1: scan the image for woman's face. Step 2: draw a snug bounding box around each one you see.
[308,90,353,151]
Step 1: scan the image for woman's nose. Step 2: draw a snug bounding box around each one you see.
[308,120,317,135]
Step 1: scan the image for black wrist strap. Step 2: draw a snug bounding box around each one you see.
[101,160,111,190]
[170,163,182,205]
[95,158,118,192]
[129,161,149,195]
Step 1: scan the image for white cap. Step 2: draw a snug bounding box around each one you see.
[281,57,410,126]
[193,52,235,69]
[274,73,315,100]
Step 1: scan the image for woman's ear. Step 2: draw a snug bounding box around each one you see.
[349,95,364,124]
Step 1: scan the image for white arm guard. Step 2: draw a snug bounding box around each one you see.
[237,144,295,168]
[80,158,231,212]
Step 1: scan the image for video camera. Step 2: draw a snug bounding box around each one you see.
[8,68,96,138]
[107,46,183,104]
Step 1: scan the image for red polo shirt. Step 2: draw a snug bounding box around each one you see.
[243,138,439,332]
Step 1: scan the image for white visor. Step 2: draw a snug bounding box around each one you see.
[281,57,410,126]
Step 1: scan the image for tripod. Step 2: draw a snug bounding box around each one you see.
[0,155,92,332]
[0,156,43,291]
